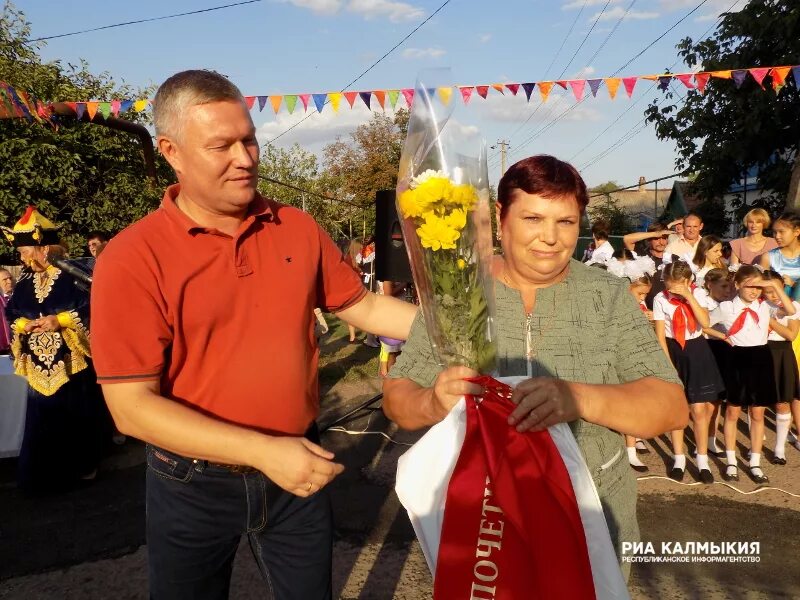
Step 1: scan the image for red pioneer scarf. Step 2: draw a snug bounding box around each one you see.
[667,291,698,349]
[433,376,596,600]
[727,305,760,338]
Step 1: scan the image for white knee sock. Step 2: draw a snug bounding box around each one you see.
[775,413,791,459]
[726,450,736,466]
[627,447,645,466]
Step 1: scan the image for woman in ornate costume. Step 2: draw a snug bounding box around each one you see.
[2,207,108,492]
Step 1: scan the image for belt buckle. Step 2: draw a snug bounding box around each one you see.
[228,464,253,474]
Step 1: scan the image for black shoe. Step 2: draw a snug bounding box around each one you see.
[630,463,649,473]
[669,467,685,482]
[722,466,739,482]
[708,449,725,458]
[699,469,714,484]
[771,456,787,465]
[748,467,769,484]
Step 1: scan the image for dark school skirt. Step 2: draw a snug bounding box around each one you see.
[666,337,725,404]
[768,340,800,403]
[706,338,731,401]
[725,345,778,408]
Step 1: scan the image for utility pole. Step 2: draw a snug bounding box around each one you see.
[492,140,511,175]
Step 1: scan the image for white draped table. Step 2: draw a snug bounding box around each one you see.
[0,355,27,458]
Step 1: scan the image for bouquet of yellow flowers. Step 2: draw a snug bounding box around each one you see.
[396,71,496,372]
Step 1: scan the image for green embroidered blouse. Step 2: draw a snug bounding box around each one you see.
[389,259,681,572]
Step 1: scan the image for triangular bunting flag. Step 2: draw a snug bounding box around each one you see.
[695,73,710,93]
[491,83,505,95]
[329,92,342,112]
[710,70,732,79]
[476,85,489,99]
[76,102,86,120]
[732,70,747,88]
[622,77,637,97]
[437,87,453,106]
[658,76,671,91]
[569,80,585,101]
[387,90,400,109]
[459,86,474,104]
[639,75,659,81]
[99,102,111,119]
[555,80,568,90]
[792,66,800,86]
[299,94,311,112]
[749,68,769,89]
[86,101,99,120]
[770,67,791,87]
[359,91,372,109]
[133,99,148,112]
[506,83,520,96]
[258,96,268,111]
[120,99,133,113]
[269,96,282,114]
[605,78,621,99]
[110,100,121,116]
[344,91,358,108]
[401,88,414,106]
[244,96,256,110]
[587,79,602,97]
[675,74,695,89]
[522,82,536,101]
[285,95,298,114]
[313,93,327,113]
[538,81,553,102]
[65,101,77,113]
[373,90,386,110]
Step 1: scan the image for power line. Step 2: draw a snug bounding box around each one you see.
[269,0,453,144]
[588,172,688,198]
[582,0,637,68]
[31,0,264,42]
[555,0,612,81]
[258,175,366,211]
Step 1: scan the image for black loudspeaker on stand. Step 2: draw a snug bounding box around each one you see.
[374,189,413,282]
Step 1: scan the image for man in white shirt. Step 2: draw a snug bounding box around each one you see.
[664,213,703,262]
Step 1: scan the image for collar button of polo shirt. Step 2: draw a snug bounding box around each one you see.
[235,245,252,277]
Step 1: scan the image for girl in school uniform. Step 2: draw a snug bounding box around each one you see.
[653,261,725,483]
[760,269,800,464]
[700,268,736,457]
[609,254,657,471]
[711,265,794,483]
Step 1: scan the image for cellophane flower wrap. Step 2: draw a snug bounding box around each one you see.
[396,70,496,372]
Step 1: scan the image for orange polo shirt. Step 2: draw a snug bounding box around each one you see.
[91,185,366,435]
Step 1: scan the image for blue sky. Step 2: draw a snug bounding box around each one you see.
[14,0,743,190]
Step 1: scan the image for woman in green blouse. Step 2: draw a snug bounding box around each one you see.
[383,155,688,577]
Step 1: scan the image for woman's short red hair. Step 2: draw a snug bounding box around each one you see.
[497,155,589,218]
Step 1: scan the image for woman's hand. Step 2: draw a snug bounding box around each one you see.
[431,366,483,418]
[29,316,61,333]
[782,275,795,288]
[667,281,692,299]
[508,378,582,432]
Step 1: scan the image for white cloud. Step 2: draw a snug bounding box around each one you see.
[573,66,596,78]
[401,47,446,59]
[479,33,492,43]
[346,0,425,22]
[471,91,602,125]
[591,6,659,21]
[288,0,342,15]
[563,0,621,9]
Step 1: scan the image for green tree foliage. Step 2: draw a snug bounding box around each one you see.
[645,0,800,224]
[590,181,622,195]
[0,2,172,262]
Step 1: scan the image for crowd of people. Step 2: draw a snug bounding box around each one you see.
[584,208,800,484]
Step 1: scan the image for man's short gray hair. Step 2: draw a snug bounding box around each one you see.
[153,70,245,139]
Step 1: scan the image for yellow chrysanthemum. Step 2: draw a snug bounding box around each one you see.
[457,258,467,270]
[444,208,467,231]
[447,184,478,210]
[414,177,453,208]
[416,213,460,251]
[398,189,427,219]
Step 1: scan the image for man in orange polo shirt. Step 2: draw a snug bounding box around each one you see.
[90,70,417,600]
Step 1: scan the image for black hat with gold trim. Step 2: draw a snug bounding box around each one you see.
[2,206,61,247]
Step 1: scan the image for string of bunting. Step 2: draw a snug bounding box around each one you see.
[2,65,798,123]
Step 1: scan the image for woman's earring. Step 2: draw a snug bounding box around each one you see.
[496,230,502,241]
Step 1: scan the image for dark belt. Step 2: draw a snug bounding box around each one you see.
[205,462,258,474]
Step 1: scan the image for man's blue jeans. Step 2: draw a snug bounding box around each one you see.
[145,443,333,599]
